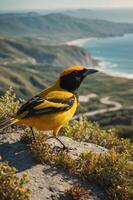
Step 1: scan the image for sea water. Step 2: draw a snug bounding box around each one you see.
[79,34,133,78]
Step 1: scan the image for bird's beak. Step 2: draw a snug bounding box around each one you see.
[83,68,98,76]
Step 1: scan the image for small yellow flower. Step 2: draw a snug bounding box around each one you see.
[18,187,26,193]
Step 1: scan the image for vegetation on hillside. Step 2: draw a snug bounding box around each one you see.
[1,13,133,43]
[0,38,93,66]
[89,109,133,141]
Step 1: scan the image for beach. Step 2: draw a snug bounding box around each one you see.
[66,37,95,46]
[66,35,133,80]
[97,60,133,79]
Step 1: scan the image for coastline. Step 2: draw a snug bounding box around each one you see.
[66,36,133,80]
[97,60,133,79]
[66,37,95,46]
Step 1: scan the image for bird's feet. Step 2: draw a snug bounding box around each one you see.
[62,145,69,152]
[53,145,69,153]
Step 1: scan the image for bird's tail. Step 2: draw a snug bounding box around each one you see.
[0,117,19,131]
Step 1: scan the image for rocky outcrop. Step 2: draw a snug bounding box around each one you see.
[0,131,108,200]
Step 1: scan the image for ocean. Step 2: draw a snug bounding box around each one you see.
[78,34,133,79]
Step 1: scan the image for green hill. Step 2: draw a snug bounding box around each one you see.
[1,13,133,44]
[0,38,94,66]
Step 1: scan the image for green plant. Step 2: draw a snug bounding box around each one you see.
[0,162,31,200]
[77,151,133,200]
[115,125,133,141]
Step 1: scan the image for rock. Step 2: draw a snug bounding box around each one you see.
[48,136,107,159]
[0,131,108,200]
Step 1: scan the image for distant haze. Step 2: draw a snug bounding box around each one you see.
[0,0,133,11]
[64,9,133,23]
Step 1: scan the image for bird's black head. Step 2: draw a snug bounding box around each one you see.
[59,66,98,92]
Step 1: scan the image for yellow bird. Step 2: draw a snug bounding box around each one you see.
[0,66,98,150]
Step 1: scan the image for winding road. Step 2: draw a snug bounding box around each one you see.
[73,95,123,120]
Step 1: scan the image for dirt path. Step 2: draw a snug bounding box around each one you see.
[79,93,98,103]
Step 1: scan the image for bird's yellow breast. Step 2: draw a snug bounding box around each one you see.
[18,94,78,131]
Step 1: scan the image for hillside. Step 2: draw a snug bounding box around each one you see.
[0,37,96,97]
[0,38,94,66]
[1,13,133,44]
[0,37,132,103]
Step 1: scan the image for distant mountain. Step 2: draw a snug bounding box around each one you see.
[1,13,133,44]
[63,9,133,23]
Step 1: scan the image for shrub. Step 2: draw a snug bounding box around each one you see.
[0,87,22,117]
[66,184,90,200]
[63,118,133,159]
[0,162,31,200]
[115,125,133,141]
[77,151,133,200]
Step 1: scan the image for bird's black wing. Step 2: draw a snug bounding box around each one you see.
[17,95,75,118]
[17,96,44,115]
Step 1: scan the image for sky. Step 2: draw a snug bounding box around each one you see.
[0,0,133,11]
